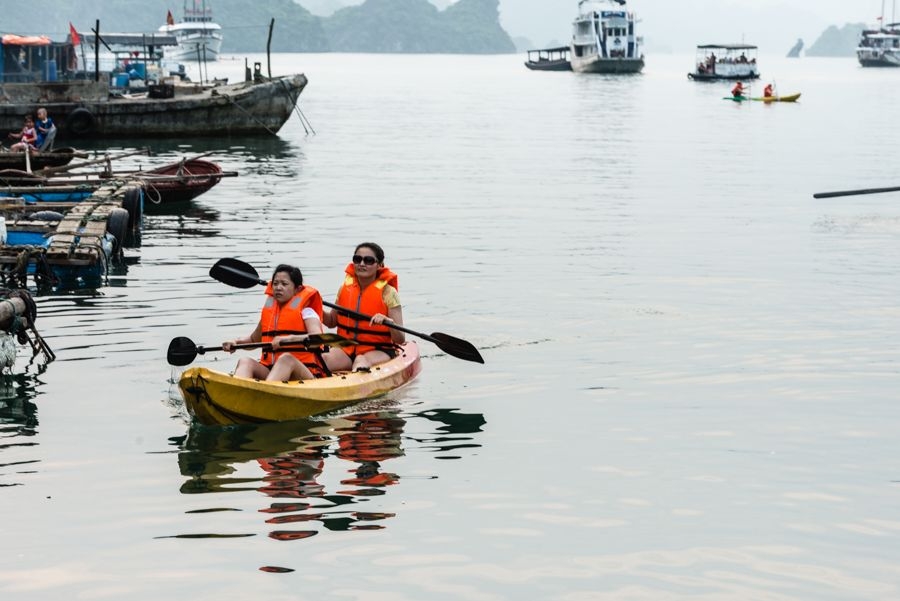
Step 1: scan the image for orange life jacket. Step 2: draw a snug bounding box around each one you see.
[259,283,326,376]
[334,263,398,355]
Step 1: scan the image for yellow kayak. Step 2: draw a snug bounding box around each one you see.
[752,92,801,102]
[178,341,422,425]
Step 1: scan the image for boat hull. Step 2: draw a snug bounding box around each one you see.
[0,74,307,139]
[525,60,572,71]
[178,341,422,425]
[570,55,644,74]
[751,93,801,103]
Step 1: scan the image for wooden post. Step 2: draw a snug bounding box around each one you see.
[267,18,274,79]
[94,20,100,82]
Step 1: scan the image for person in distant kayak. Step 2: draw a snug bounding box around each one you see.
[8,115,37,151]
[322,242,405,372]
[763,83,774,98]
[223,263,327,381]
[731,81,744,98]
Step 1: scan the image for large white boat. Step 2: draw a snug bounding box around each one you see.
[857,25,900,67]
[158,0,223,62]
[569,0,644,74]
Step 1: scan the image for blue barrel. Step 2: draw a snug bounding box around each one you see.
[45,59,57,81]
[129,63,146,79]
[115,73,130,87]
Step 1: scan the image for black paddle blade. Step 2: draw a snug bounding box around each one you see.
[430,332,484,364]
[167,336,199,366]
[210,258,265,289]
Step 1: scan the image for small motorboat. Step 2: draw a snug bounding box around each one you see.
[177,341,422,425]
[524,46,572,71]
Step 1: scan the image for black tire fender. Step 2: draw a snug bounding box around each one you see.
[121,187,143,231]
[106,208,130,257]
[66,108,96,136]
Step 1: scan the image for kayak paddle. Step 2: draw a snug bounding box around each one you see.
[813,185,900,199]
[167,333,356,367]
[209,257,485,364]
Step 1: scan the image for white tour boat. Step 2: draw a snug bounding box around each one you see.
[857,26,900,67]
[687,44,760,81]
[158,0,223,62]
[569,0,644,74]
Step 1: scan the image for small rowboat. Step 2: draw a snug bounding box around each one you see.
[178,341,422,425]
[129,158,225,204]
[0,147,79,171]
[751,92,801,103]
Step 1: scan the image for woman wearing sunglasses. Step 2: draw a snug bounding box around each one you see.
[222,264,327,381]
[323,242,405,372]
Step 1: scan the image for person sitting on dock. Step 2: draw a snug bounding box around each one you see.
[222,264,328,382]
[35,108,57,151]
[731,81,744,99]
[8,115,37,152]
[763,83,774,98]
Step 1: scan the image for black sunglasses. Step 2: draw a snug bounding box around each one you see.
[352,255,378,265]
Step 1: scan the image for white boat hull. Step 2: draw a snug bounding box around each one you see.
[570,52,644,73]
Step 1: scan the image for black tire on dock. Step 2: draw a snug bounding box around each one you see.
[122,187,142,230]
[66,108,96,137]
[106,208,130,258]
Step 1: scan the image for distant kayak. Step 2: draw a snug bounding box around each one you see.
[750,93,801,103]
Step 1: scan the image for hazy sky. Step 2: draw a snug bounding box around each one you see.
[496,0,891,51]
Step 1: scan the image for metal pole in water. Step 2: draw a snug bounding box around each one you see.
[267,18,274,79]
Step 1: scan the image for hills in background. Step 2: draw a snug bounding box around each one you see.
[2,0,514,54]
[0,0,873,56]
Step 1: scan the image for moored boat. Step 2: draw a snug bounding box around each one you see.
[0,147,78,171]
[158,0,223,62]
[178,341,422,425]
[524,46,572,71]
[116,158,225,204]
[688,44,760,81]
[857,27,900,67]
[0,33,305,139]
[569,0,644,74]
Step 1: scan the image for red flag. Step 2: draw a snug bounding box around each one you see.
[69,22,80,45]
[166,10,175,26]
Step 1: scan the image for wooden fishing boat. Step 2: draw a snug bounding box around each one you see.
[751,92,801,103]
[130,158,225,204]
[178,341,422,425]
[0,147,78,170]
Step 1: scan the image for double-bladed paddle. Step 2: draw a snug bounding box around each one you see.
[813,186,900,199]
[167,333,355,366]
[209,257,485,364]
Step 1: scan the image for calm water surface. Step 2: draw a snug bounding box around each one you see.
[2,52,900,599]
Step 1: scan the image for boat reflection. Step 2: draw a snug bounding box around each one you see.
[0,373,44,488]
[173,407,485,540]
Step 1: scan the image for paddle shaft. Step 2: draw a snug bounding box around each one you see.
[813,186,900,199]
[322,300,438,345]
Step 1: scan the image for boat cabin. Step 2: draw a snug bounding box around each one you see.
[688,44,759,81]
[524,46,572,71]
[76,32,183,90]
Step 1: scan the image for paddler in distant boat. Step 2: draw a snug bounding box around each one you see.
[731,81,744,99]
[321,242,405,373]
[763,83,774,98]
[222,264,328,381]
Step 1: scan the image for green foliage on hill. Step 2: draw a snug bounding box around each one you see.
[1,0,513,53]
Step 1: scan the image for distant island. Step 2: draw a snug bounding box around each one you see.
[805,23,866,57]
[1,0,515,54]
